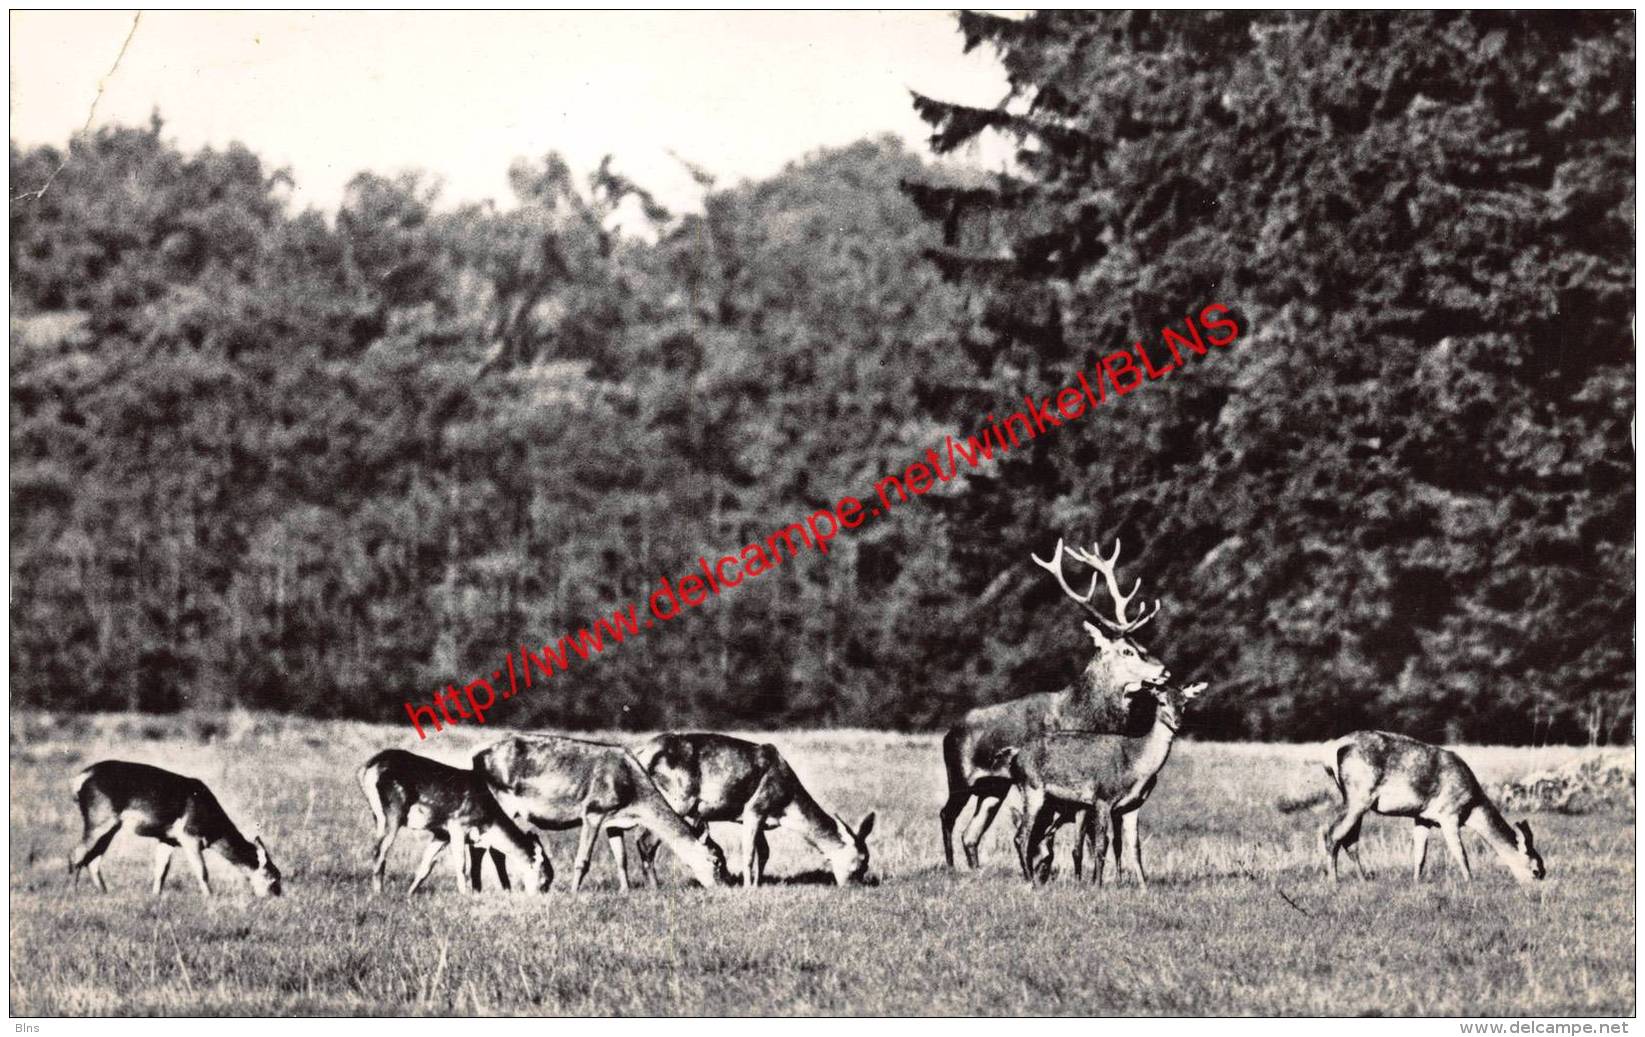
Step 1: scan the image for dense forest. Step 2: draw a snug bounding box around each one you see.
[10,11,1634,743]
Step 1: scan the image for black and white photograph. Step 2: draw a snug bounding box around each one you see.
[7,9,1637,1021]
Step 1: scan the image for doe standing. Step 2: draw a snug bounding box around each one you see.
[68,760,282,897]
[1320,731,1546,886]
[630,732,875,887]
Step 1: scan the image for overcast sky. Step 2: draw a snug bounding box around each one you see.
[10,10,1014,216]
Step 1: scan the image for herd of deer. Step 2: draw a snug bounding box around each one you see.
[63,538,1546,899]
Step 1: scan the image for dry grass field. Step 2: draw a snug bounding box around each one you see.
[8,712,1636,1016]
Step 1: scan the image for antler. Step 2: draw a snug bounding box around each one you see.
[1065,538,1160,633]
[1029,538,1103,619]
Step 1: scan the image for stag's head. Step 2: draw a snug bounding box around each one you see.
[1033,538,1171,692]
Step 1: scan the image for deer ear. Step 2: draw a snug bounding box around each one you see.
[1516,820,1535,849]
[254,837,268,863]
[856,812,876,842]
[1183,682,1208,700]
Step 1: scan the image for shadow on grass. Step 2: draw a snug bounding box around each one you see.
[728,867,880,887]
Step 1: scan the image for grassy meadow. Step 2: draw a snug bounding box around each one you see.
[8,712,1636,1016]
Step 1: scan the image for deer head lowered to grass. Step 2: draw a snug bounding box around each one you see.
[68,760,282,897]
[357,749,552,896]
[1319,731,1546,887]
[624,733,877,888]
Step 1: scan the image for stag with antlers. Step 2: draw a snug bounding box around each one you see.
[938,537,1174,871]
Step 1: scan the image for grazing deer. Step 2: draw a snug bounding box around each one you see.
[626,733,876,887]
[1320,731,1546,886]
[1009,682,1208,885]
[67,760,281,897]
[474,734,732,891]
[940,538,1172,870]
[357,749,552,896]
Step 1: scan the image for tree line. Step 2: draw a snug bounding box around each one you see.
[10,11,1634,743]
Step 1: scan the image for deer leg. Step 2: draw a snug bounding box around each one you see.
[754,828,770,880]
[939,789,971,869]
[1036,809,1078,881]
[1439,821,1472,881]
[606,829,631,892]
[487,847,512,891]
[454,834,477,894]
[150,842,174,895]
[369,815,402,894]
[1344,833,1373,881]
[179,838,211,896]
[570,815,605,893]
[1079,809,1092,882]
[1411,821,1432,883]
[1017,789,1056,883]
[962,793,1004,870]
[739,813,766,888]
[86,855,109,894]
[70,817,121,892]
[1012,798,1034,879]
[1117,810,1146,889]
[1079,808,1104,884]
[407,835,448,896]
[1030,814,1059,883]
[1322,803,1368,884]
[465,845,485,892]
[1070,808,1093,881]
[1088,808,1110,887]
[635,829,663,889]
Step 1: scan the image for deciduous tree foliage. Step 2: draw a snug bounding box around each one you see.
[9,11,1633,743]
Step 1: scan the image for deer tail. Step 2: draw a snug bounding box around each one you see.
[1276,738,1355,813]
[941,726,967,792]
[356,758,387,833]
[69,766,94,803]
[1320,736,1358,799]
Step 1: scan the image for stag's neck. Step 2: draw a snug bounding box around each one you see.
[1051,659,1137,729]
[1082,656,1157,706]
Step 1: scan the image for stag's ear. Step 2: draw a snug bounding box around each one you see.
[1082,620,1118,650]
[1182,682,1208,701]
[254,836,269,864]
[856,812,876,842]
[1516,820,1535,851]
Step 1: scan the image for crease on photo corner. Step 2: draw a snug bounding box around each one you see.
[12,10,144,205]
